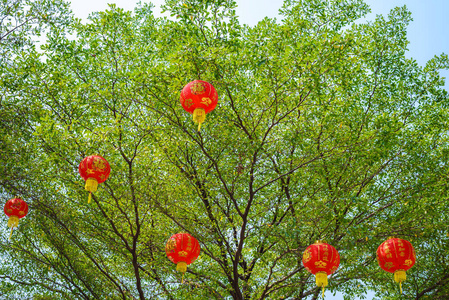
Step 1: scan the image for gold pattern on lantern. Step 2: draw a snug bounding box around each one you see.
[18,211,25,216]
[93,158,106,171]
[178,251,188,257]
[87,168,95,174]
[404,259,413,266]
[323,250,329,262]
[315,261,327,268]
[11,202,21,209]
[166,239,176,253]
[201,97,212,106]
[6,209,12,214]
[303,249,312,262]
[384,262,394,269]
[191,82,205,95]
[184,98,193,108]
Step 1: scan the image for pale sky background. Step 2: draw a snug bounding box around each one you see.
[66,1,448,299]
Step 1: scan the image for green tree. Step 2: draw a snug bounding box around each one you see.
[1,0,449,299]
[0,0,71,208]
[1,0,71,60]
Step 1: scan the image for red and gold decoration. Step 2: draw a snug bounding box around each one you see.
[78,155,111,203]
[180,80,218,131]
[303,241,340,297]
[166,232,201,283]
[377,237,416,293]
[4,198,28,239]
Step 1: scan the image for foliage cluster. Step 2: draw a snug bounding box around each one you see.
[1,0,449,299]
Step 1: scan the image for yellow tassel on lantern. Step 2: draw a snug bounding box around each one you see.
[7,215,19,240]
[85,178,98,203]
[394,270,406,294]
[193,108,206,131]
[177,261,188,283]
[316,271,328,298]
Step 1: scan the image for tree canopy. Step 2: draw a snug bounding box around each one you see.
[1,0,449,299]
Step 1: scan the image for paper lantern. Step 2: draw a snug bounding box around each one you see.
[4,198,28,239]
[302,241,340,297]
[180,80,218,131]
[377,237,416,293]
[78,155,111,203]
[166,232,200,282]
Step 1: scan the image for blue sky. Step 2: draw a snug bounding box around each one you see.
[68,1,448,299]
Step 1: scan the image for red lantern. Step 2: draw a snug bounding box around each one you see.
[302,241,340,297]
[4,198,29,239]
[377,237,416,293]
[180,80,218,131]
[78,155,111,203]
[166,232,200,282]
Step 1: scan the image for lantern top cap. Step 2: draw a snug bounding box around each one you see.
[387,236,396,240]
[315,240,327,244]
